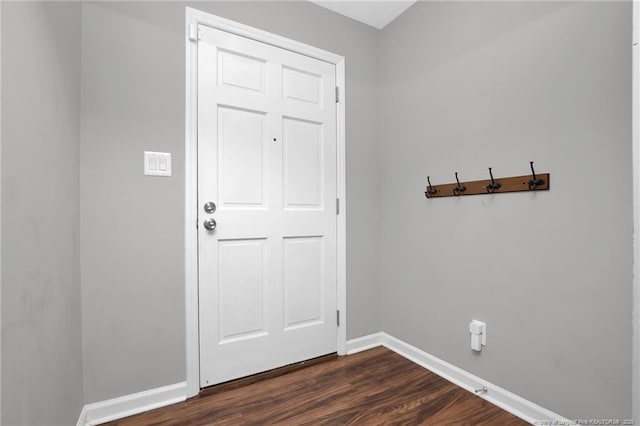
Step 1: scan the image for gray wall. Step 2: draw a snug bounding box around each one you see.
[1,0,633,421]
[1,2,84,424]
[378,1,632,420]
[80,1,380,403]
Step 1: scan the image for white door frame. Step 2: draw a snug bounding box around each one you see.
[184,7,347,398]
[0,0,3,421]
[633,1,639,422]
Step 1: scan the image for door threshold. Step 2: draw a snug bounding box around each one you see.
[199,352,338,397]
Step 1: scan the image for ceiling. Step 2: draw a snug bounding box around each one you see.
[308,0,418,29]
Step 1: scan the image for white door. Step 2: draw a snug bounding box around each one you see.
[197,26,338,387]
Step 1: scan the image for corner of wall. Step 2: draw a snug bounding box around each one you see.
[1,1,85,423]
[632,0,639,422]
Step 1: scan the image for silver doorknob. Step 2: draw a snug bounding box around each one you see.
[203,218,217,231]
[204,201,216,214]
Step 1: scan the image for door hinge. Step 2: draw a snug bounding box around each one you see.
[336,310,340,327]
[336,198,340,215]
[189,23,200,42]
[335,86,340,103]
[196,217,199,229]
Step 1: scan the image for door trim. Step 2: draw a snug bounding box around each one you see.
[184,7,347,398]
[633,0,639,421]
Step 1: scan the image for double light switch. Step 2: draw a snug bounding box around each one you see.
[144,151,172,177]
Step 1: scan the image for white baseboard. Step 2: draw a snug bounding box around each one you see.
[346,332,574,426]
[76,406,88,426]
[76,334,572,426]
[346,332,386,354]
[76,382,187,426]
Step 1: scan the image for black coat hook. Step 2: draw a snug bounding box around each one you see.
[486,167,502,194]
[453,172,466,196]
[426,176,437,198]
[528,161,545,190]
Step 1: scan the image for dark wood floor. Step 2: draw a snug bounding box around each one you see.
[106,347,527,425]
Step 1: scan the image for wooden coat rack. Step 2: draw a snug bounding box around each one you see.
[425,162,550,199]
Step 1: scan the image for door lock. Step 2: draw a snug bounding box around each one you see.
[203,218,217,231]
[204,201,217,214]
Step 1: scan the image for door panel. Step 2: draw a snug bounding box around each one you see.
[283,236,324,329]
[218,239,267,342]
[198,25,337,387]
[217,49,266,93]
[218,106,267,207]
[283,117,323,209]
[282,66,323,105]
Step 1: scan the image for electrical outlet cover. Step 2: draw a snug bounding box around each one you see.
[144,151,172,177]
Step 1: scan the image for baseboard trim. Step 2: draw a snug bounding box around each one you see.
[346,332,386,354]
[77,334,573,425]
[346,332,574,426]
[76,405,88,426]
[76,382,187,426]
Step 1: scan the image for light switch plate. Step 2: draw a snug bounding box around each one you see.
[144,151,171,177]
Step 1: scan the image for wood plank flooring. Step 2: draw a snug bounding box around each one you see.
[105,347,527,425]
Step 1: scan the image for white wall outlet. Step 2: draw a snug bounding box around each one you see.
[469,320,487,352]
[144,151,171,177]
